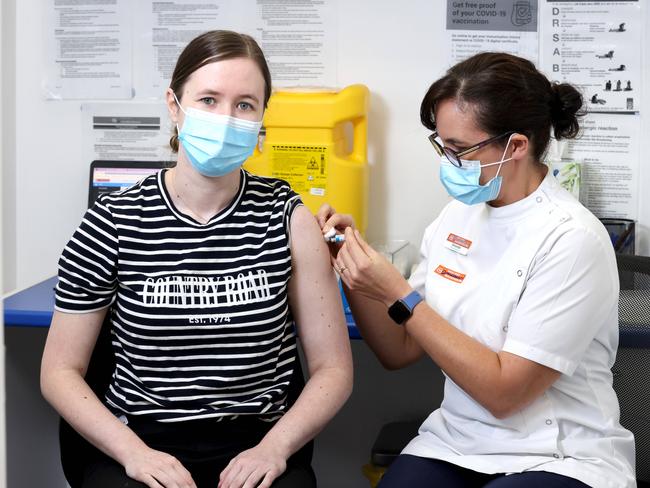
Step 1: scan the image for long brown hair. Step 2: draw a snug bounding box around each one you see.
[420,52,584,162]
[169,30,271,152]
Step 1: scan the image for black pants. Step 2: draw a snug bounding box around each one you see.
[80,416,316,488]
[378,455,590,488]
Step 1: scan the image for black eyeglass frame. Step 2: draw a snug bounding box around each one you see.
[428,131,515,168]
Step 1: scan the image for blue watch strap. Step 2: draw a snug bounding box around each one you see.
[401,290,423,312]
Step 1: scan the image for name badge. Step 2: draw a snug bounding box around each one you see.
[435,264,466,283]
[444,233,472,256]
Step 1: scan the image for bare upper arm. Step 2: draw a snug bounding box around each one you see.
[41,308,108,379]
[287,205,352,376]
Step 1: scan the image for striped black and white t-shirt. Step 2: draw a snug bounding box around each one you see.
[55,169,302,422]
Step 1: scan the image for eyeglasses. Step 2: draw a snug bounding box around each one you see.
[428,131,514,168]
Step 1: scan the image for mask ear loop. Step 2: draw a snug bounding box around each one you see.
[172,92,186,113]
[493,134,515,179]
[478,133,515,178]
[172,91,186,135]
[472,134,515,194]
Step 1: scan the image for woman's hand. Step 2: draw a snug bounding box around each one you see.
[123,445,196,488]
[315,204,355,259]
[218,442,287,488]
[335,227,411,307]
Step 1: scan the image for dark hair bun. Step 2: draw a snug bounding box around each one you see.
[550,83,583,140]
[420,53,584,162]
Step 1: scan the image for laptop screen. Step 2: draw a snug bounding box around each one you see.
[88,160,174,208]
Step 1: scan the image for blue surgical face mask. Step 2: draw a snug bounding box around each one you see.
[173,93,262,177]
[439,136,514,205]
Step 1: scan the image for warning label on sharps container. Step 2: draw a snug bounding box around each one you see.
[271,145,328,196]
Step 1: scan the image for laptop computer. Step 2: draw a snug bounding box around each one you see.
[88,160,174,208]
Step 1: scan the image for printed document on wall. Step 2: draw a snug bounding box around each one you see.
[81,103,176,164]
[255,0,338,87]
[44,0,132,99]
[539,1,641,113]
[132,0,251,99]
[445,0,539,66]
[566,113,640,219]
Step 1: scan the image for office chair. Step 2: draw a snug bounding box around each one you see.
[59,309,311,487]
[612,253,650,487]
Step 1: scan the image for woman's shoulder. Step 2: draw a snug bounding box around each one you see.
[541,175,611,247]
[535,177,618,282]
[243,170,300,201]
[244,170,291,188]
[94,171,161,209]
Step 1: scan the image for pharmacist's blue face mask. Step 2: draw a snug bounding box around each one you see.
[173,93,262,177]
[439,136,514,205]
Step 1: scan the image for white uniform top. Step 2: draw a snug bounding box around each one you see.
[403,172,635,488]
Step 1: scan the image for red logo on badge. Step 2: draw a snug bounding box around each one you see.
[435,265,466,283]
[447,233,472,249]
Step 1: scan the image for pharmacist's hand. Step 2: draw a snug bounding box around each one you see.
[218,442,287,488]
[123,446,196,488]
[316,204,355,259]
[336,227,411,307]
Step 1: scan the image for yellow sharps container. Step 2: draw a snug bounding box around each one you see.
[245,84,369,235]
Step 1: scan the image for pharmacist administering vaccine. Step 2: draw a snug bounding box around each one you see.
[318,52,635,488]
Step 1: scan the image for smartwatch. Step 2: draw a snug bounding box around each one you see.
[387,290,423,325]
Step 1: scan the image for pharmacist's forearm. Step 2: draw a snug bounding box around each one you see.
[346,285,423,369]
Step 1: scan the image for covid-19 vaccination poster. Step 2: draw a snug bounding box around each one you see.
[445,0,539,66]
